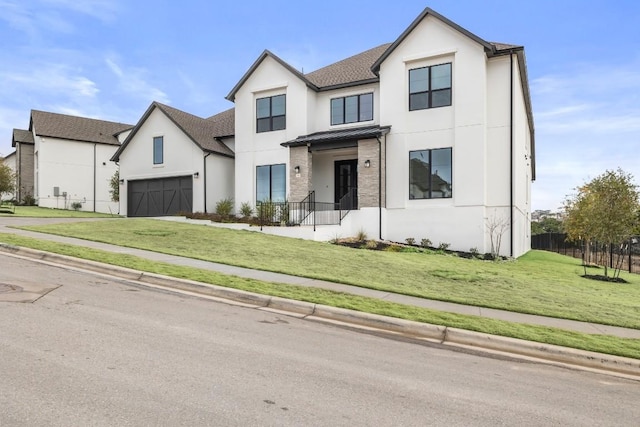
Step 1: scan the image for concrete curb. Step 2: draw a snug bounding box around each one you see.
[2,243,639,379]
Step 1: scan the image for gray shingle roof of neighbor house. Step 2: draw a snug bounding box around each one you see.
[12,129,35,146]
[29,110,133,146]
[111,102,235,162]
[282,124,391,147]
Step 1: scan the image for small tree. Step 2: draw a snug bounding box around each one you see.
[109,170,120,202]
[0,162,16,199]
[486,210,509,259]
[564,169,639,278]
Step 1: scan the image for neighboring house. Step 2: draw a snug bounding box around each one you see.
[226,7,535,257]
[111,102,235,217]
[1,151,17,201]
[28,110,133,213]
[11,128,35,203]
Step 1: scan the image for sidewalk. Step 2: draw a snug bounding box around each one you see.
[1,216,640,340]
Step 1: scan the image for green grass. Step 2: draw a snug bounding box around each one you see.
[1,231,639,359]
[0,206,120,218]
[17,218,640,330]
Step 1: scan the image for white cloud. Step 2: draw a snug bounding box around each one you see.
[104,55,169,104]
[40,0,120,22]
[0,65,99,98]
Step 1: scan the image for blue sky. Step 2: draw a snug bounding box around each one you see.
[1,0,639,211]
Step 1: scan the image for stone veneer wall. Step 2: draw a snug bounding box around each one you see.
[288,145,312,202]
[357,138,386,208]
[16,143,34,202]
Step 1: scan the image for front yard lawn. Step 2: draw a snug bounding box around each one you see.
[1,231,639,359]
[16,218,640,330]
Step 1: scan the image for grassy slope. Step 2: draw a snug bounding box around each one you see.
[0,206,119,218]
[1,231,639,359]
[18,218,640,329]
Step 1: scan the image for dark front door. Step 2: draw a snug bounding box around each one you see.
[334,159,358,209]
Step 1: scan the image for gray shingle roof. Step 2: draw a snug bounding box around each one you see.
[155,102,235,157]
[282,125,391,147]
[12,128,34,146]
[111,102,235,162]
[305,44,392,89]
[30,110,133,146]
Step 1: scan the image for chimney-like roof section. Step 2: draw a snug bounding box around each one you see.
[12,128,35,147]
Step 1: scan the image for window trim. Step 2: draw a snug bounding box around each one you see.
[153,136,163,165]
[408,63,452,111]
[330,92,374,125]
[256,163,286,202]
[408,147,452,200]
[256,94,286,133]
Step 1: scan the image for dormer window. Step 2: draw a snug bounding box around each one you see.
[256,94,286,133]
[330,93,373,125]
[409,63,452,111]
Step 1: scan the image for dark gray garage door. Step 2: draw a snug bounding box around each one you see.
[128,176,193,217]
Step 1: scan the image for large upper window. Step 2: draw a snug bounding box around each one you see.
[409,148,452,199]
[330,93,373,125]
[409,63,452,111]
[153,136,163,165]
[256,94,286,133]
[256,164,286,202]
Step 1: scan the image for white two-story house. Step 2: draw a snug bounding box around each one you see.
[225,7,534,257]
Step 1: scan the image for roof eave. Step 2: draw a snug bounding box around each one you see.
[316,77,380,92]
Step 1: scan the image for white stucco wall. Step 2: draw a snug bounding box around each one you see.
[117,107,234,216]
[233,55,310,211]
[34,136,119,213]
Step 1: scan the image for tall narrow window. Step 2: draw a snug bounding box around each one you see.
[409,148,452,199]
[256,164,286,202]
[330,93,374,125]
[153,136,163,165]
[256,94,286,133]
[409,63,452,111]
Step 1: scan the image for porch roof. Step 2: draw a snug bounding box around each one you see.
[281,125,391,148]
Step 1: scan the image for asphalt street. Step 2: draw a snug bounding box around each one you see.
[1,254,639,426]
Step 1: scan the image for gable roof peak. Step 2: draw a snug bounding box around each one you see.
[372,7,501,73]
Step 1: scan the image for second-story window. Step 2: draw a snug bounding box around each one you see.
[153,136,163,165]
[409,63,452,111]
[257,94,286,133]
[330,93,373,125]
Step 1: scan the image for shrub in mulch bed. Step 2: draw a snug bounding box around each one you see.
[582,275,629,284]
[179,211,259,225]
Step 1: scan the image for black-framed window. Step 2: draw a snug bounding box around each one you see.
[409,63,452,111]
[409,148,452,199]
[330,93,373,125]
[153,136,163,165]
[257,94,286,133]
[256,164,286,202]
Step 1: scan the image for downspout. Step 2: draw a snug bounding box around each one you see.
[93,143,97,212]
[203,151,212,213]
[376,136,382,240]
[509,51,514,257]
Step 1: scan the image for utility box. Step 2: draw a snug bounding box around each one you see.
[53,187,60,197]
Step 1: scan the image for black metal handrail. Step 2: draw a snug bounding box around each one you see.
[257,189,355,231]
